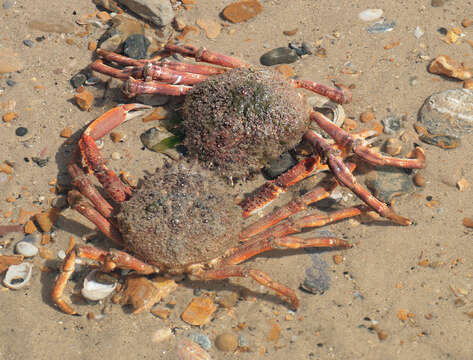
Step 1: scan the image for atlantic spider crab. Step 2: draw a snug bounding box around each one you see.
[51,43,426,314]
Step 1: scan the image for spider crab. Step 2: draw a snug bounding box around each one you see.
[51,43,426,315]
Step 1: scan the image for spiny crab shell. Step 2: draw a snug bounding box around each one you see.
[181,67,310,179]
[115,161,244,270]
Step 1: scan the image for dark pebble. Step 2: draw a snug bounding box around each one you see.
[381,115,401,135]
[23,39,34,47]
[70,73,87,88]
[35,36,46,42]
[123,34,150,60]
[188,331,211,351]
[365,166,415,203]
[85,76,100,86]
[431,0,445,7]
[289,42,312,56]
[6,79,16,87]
[15,127,28,136]
[31,157,49,168]
[262,152,297,179]
[260,47,298,66]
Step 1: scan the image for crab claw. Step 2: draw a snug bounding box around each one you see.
[84,103,151,140]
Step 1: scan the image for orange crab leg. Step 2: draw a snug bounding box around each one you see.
[303,129,411,225]
[193,265,299,310]
[310,111,426,169]
[122,77,192,97]
[51,238,79,315]
[165,43,250,69]
[293,79,352,104]
[96,48,148,66]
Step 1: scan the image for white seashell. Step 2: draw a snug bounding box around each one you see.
[151,327,173,343]
[15,241,38,257]
[3,262,33,289]
[177,338,212,360]
[81,270,117,301]
[358,9,383,22]
[414,26,424,39]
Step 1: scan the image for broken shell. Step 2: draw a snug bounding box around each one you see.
[429,55,472,81]
[177,338,212,360]
[81,270,117,301]
[181,296,217,326]
[3,262,33,289]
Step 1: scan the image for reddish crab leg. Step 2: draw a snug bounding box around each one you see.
[193,265,300,310]
[122,77,192,97]
[96,48,149,66]
[92,60,208,85]
[240,163,357,239]
[304,129,411,225]
[293,79,352,104]
[310,111,426,169]
[165,43,250,68]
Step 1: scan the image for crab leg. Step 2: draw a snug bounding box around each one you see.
[67,190,124,245]
[51,238,79,315]
[193,265,299,310]
[304,128,411,225]
[243,205,368,243]
[92,60,208,85]
[96,48,149,66]
[122,77,192,97]
[165,43,250,68]
[240,163,356,238]
[293,79,352,104]
[310,111,426,169]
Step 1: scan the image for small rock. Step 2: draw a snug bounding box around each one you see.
[260,47,298,66]
[188,332,211,351]
[333,255,343,265]
[222,0,263,23]
[365,166,415,203]
[384,138,402,156]
[38,247,54,260]
[15,127,28,137]
[142,106,169,122]
[456,177,468,191]
[196,18,221,39]
[418,89,473,142]
[150,307,170,319]
[15,241,38,257]
[360,111,374,123]
[463,217,473,228]
[28,20,75,33]
[358,9,383,22]
[289,42,312,56]
[151,328,173,343]
[2,112,18,122]
[23,39,35,47]
[0,254,23,273]
[181,296,217,326]
[429,55,472,80]
[215,332,238,352]
[116,0,174,27]
[60,127,72,138]
[111,152,121,160]
[262,152,297,179]
[123,34,150,60]
[431,0,444,7]
[70,73,87,88]
[6,79,16,86]
[283,28,298,36]
[85,76,100,86]
[366,19,396,34]
[413,173,425,187]
[461,18,473,28]
[74,90,94,110]
[381,115,401,134]
[35,208,61,232]
[110,131,126,143]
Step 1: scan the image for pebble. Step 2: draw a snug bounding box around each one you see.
[111,152,121,160]
[262,152,297,179]
[0,48,24,73]
[222,0,263,23]
[418,89,473,142]
[15,127,28,137]
[6,79,16,87]
[260,47,298,66]
[188,332,211,351]
[366,19,396,34]
[151,328,173,343]
[365,166,415,203]
[140,127,181,160]
[463,217,473,228]
[23,39,35,48]
[28,20,75,33]
[35,208,61,232]
[38,247,54,260]
[462,19,473,28]
[116,0,175,27]
[429,55,472,80]
[70,73,87,88]
[3,112,18,122]
[289,42,312,56]
[358,9,383,22]
[110,131,126,143]
[413,172,425,187]
[384,138,402,156]
[74,90,94,110]
[196,18,221,39]
[381,115,401,135]
[181,296,217,326]
[301,233,333,294]
[0,254,23,273]
[215,333,238,352]
[431,0,445,7]
[60,127,72,138]
[15,241,38,257]
[123,34,150,60]
[2,262,33,289]
[360,111,374,123]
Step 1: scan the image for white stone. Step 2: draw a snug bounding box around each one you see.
[358,9,383,22]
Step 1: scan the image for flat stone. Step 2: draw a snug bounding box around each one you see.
[365,166,415,203]
[116,0,174,27]
[196,18,221,39]
[222,0,263,23]
[123,34,150,59]
[28,20,75,33]
[418,89,473,140]
[260,47,298,66]
[262,152,297,179]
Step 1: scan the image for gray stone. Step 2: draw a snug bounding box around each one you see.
[15,241,38,257]
[123,34,150,59]
[188,332,211,351]
[418,89,473,139]
[116,0,174,27]
[70,73,87,88]
[262,152,297,179]
[381,115,401,134]
[260,47,298,66]
[23,39,34,48]
[365,166,415,203]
